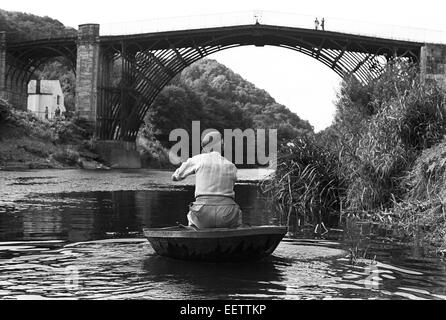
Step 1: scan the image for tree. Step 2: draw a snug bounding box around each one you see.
[142,59,313,148]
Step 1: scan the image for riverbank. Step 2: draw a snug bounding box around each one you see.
[264,61,446,256]
[0,100,108,170]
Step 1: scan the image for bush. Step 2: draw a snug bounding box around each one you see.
[137,127,172,168]
[392,198,446,250]
[50,116,94,144]
[389,140,446,250]
[404,140,446,201]
[268,60,446,247]
[334,60,446,211]
[18,140,52,158]
[0,99,12,123]
[51,148,80,166]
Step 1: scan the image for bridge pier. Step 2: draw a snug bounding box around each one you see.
[421,44,446,88]
[75,24,100,121]
[74,24,142,168]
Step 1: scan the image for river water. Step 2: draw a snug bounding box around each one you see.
[0,169,445,300]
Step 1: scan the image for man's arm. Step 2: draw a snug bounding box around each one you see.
[172,156,199,181]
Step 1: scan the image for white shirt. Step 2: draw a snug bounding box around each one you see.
[172,152,237,198]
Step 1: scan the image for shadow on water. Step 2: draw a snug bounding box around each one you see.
[141,254,289,298]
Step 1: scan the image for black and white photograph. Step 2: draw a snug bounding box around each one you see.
[0,0,446,308]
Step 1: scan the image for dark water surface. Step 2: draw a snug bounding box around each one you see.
[0,169,445,300]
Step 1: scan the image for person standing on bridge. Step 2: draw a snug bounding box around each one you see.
[171,130,242,229]
[321,18,325,31]
[314,18,319,30]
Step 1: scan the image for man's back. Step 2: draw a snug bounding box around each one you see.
[172,151,237,198]
[195,152,237,198]
[171,132,242,229]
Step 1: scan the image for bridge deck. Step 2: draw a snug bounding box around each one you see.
[6,24,425,54]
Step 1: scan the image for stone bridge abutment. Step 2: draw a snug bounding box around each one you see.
[420,44,446,87]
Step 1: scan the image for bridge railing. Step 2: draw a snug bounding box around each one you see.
[100,11,255,36]
[260,11,444,44]
[100,10,445,44]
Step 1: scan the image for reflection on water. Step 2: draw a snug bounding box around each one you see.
[0,185,273,242]
[0,170,446,300]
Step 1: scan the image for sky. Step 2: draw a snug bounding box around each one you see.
[2,0,446,131]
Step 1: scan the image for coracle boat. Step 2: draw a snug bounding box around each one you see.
[143,225,287,262]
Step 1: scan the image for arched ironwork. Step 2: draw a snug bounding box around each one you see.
[3,38,77,109]
[97,25,422,140]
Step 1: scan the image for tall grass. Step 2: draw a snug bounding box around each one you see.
[394,141,446,250]
[261,137,344,233]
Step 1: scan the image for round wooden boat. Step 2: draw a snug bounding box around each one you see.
[143,225,287,262]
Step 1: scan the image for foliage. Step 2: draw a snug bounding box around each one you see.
[332,60,446,211]
[141,59,313,149]
[0,98,12,123]
[390,140,446,250]
[0,9,76,41]
[51,148,80,166]
[0,106,98,169]
[266,59,446,250]
[392,197,445,250]
[404,140,446,201]
[261,136,344,230]
[143,84,207,147]
[137,127,172,169]
[1,100,93,144]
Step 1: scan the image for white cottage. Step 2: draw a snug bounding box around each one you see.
[27,80,66,120]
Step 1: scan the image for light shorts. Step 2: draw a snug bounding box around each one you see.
[187,196,242,229]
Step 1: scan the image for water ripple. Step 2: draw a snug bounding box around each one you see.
[0,238,444,300]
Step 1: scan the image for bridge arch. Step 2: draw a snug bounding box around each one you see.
[1,34,77,109]
[98,25,419,141]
